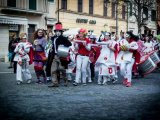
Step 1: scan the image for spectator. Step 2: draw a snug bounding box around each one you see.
[33,29,47,84]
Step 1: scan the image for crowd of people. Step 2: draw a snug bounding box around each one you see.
[8,22,160,87]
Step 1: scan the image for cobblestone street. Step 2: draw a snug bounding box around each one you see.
[0,62,160,120]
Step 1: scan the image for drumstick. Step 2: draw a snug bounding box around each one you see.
[90,44,100,47]
[95,41,109,45]
[74,40,86,43]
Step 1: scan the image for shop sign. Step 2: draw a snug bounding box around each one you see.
[9,25,19,31]
[76,18,96,24]
[76,18,88,23]
[0,18,16,24]
[89,20,96,24]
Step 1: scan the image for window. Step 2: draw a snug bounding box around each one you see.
[112,2,116,18]
[151,10,156,21]
[61,0,67,10]
[143,7,148,20]
[29,0,37,10]
[7,0,16,7]
[129,3,132,16]
[48,0,54,2]
[122,5,125,19]
[89,0,93,15]
[103,0,108,17]
[78,0,83,12]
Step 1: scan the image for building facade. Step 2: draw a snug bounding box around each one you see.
[157,0,160,34]
[128,0,157,35]
[0,0,57,61]
[58,0,127,35]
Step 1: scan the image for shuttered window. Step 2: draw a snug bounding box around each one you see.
[29,0,37,10]
[78,0,83,12]
[61,0,67,10]
[103,0,108,17]
[7,0,16,7]
[89,0,93,15]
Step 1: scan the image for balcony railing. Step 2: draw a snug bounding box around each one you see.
[0,0,48,14]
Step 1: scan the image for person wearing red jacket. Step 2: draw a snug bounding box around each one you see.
[73,28,91,86]
[88,35,101,82]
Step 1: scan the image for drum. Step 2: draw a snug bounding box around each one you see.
[138,55,157,75]
[149,51,160,64]
[57,45,70,58]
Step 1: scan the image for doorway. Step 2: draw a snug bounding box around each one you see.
[28,24,36,43]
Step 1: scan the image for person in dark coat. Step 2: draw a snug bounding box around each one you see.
[47,22,71,87]
[8,33,20,73]
[8,34,16,68]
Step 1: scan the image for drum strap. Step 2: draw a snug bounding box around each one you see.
[54,37,58,54]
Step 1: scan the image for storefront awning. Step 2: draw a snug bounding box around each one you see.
[0,15,28,25]
[46,17,57,25]
[46,18,57,25]
[146,22,156,30]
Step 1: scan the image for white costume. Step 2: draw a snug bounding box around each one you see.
[14,42,32,83]
[96,40,117,84]
[66,41,77,81]
[143,42,154,54]
[116,39,138,85]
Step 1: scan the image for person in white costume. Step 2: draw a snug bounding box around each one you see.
[66,35,77,81]
[143,36,154,54]
[116,33,139,87]
[14,33,32,85]
[96,32,117,85]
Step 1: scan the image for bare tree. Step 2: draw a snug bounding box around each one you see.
[127,0,156,34]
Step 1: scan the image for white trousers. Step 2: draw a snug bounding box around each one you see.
[16,61,32,81]
[120,58,135,82]
[75,55,89,84]
[87,63,91,81]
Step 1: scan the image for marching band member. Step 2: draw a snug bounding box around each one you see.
[48,22,71,87]
[45,31,53,82]
[14,33,33,85]
[96,32,116,85]
[88,35,100,82]
[116,32,140,87]
[73,28,91,86]
[110,35,118,82]
[66,35,77,81]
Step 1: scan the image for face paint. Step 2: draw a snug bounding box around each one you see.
[55,31,61,36]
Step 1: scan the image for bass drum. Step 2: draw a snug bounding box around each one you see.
[57,45,70,58]
[149,51,160,64]
[138,55,157,75]
[57,45,71,63]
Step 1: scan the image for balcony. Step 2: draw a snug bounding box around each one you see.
[0,0,48,15]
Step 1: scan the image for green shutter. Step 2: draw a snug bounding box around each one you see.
[48,0,54,2]
[29,0,37,10]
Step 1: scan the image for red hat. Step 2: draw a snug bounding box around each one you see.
[54,22,63,31]
[79,28,87,35]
